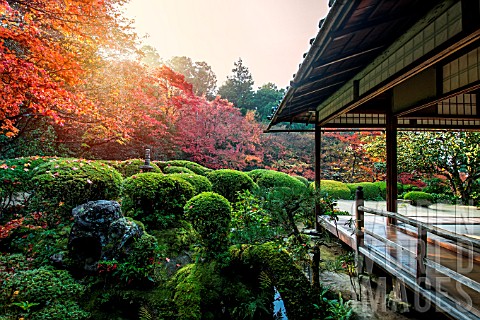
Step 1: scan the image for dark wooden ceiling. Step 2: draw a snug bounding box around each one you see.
[269,0,439,127]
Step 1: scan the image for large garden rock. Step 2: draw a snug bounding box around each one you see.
[68,200,143,272]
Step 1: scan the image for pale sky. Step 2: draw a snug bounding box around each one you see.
[122,0,330,89]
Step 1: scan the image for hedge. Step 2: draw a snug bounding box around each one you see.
[230,243,315,320]
[246,169,271,182]
[0,156,54,214]
[311,180,351,200]
[346,182,381,200]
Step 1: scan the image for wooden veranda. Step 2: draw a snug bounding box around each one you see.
[319,190,480,320]
[266,0,480,318]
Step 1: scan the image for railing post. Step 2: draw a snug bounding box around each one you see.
[416,224,427,288]
[355,186,365,274]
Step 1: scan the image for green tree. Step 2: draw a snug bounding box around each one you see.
[140,45,162,67]
[218,58,255,114]
[167,56,217,99]
[364,131,480,203]
[251,83,285,122]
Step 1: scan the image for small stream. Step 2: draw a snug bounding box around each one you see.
[273,287,288,319]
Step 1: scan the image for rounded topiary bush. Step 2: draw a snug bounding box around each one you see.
[122,173,195,229]
[404,191,434,207]
[156,160,211,176]
[110,159,162,177]
[246,169,271,182]
[167,173,212,195]
[163,166,195,174]
[207,169,257,203]
[311,180,351,200]
[255,170,306,190]
[30,159,123,220]
[293,175,310,187]
[346,182,381,200]
[184,192,232,255]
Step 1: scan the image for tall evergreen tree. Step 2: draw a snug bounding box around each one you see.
[251,82,285,122]
[218,58,255,114]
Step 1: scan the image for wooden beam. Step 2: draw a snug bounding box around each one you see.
[312,46,385,69]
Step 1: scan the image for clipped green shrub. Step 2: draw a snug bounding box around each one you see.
[0,267,89,319]
[167,173,212,195]
[30,159,122,220]
[207,169,257,203]
[404,191,434,207]
[246,169,270,182]
[163,166,195,174]
[156,160,211,176]
[293,175,310,187]
[255,170,307,194]
[311,180,350,200]
[346,182,381,200]
[122,173,195,229]
[109,159,162,177]
[184,192,232,255]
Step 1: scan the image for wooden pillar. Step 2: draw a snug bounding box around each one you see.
[355,186,365,274]
[315,116,322,231]
[386,109,398,224]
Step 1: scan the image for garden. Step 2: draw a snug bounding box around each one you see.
[1,155,477,319]
[0,156,362,320]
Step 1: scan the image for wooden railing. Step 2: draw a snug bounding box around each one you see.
[354,186,480,296]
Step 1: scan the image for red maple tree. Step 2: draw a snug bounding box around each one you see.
[0,0,136,137]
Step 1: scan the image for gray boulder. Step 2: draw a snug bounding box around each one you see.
[68,200,143,272]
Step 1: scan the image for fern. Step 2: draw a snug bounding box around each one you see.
[139,305,153,320]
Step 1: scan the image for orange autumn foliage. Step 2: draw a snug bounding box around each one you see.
[0,0,136,136]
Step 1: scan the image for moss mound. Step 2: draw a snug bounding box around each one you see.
[30,159,123,219]
[230,243,315,320]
